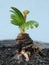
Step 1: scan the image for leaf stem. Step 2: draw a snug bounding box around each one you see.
[21,10,29,33]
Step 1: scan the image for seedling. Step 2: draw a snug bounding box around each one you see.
[10,7,39,62]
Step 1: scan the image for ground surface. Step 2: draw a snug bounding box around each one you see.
[0,40,49,65]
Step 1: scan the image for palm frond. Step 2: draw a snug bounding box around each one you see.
[19,20,39,30]
[11,14,22,26]
[10,7,25,26]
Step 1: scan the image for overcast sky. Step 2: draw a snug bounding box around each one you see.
[0,0,49,43]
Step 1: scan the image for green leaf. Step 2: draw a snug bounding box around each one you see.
[11,20,20,26]
[20,20,39,30]
[10,7,25,26]
[11,14,23,26]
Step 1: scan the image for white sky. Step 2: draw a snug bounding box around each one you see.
[0,0,49,43]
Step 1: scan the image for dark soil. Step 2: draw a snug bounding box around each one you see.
[0,33,49,65]
[0,46,49,65]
